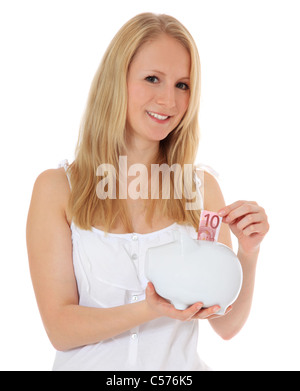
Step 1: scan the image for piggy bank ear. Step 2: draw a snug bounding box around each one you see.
[179,232,199,254]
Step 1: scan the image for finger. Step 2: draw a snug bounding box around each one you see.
[218,201,246,217]
[206,305,233,320]
[242,222,267,236]
[218,201,258,219]
[163,302,203,322]
[223,203,261,224]
[146,282,155,296]
[146,282,164,303]
[147,283,180,310]
[181,302,204,321]
[236,212,262,231]
[195,305,221,319]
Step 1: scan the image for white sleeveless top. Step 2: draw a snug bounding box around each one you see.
[52,160,211,371]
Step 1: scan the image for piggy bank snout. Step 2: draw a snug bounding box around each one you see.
[145,234,243,313]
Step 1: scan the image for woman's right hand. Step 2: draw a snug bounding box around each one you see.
[145,282,228,321]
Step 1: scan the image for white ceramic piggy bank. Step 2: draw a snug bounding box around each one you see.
[145,232,243,315]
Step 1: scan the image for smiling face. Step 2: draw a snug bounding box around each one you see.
[126,34,191,144]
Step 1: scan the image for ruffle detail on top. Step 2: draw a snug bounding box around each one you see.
[194,163,220,179]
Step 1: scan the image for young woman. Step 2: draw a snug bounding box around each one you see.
[26,13,269,371]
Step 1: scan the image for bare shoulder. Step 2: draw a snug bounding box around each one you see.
[201,171,225,211]
[26,167,72,256]
[33,167,70,201]
[195,169,225,210]
[30,167,71,223]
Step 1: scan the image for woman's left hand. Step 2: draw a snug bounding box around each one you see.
[218,201,269,254]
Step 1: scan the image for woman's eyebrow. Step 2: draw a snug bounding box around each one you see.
[145,69,190,80]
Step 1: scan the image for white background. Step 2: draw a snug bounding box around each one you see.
[1,0,299,371]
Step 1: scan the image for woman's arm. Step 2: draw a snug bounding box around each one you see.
[202,172,269,340]
[26,169,159,351]
[26,169,205,351]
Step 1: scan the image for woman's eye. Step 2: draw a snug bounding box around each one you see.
[177,82,190,91]
[145,76,159,83]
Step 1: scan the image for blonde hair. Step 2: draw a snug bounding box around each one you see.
[67,12,202,232]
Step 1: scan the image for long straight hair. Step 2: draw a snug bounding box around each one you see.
[67,13,202,232]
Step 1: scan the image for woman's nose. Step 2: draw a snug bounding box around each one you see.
[155,86,176,109]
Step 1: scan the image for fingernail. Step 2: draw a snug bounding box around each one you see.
[218,210,226,216]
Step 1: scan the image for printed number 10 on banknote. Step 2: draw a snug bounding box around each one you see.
[197,210,222,242]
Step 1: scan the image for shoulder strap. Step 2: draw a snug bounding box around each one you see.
[193,168,204,210]
[58,159,72,190]
[194,163,220,211]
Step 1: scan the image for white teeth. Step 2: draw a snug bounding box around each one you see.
[147,111,169,121]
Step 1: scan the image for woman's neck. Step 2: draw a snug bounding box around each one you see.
[123,136,161,168]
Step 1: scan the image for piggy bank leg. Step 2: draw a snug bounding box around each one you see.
[216,307,226,316]
[172,302,189,311]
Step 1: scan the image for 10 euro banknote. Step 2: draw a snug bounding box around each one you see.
[197,210,222,242]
